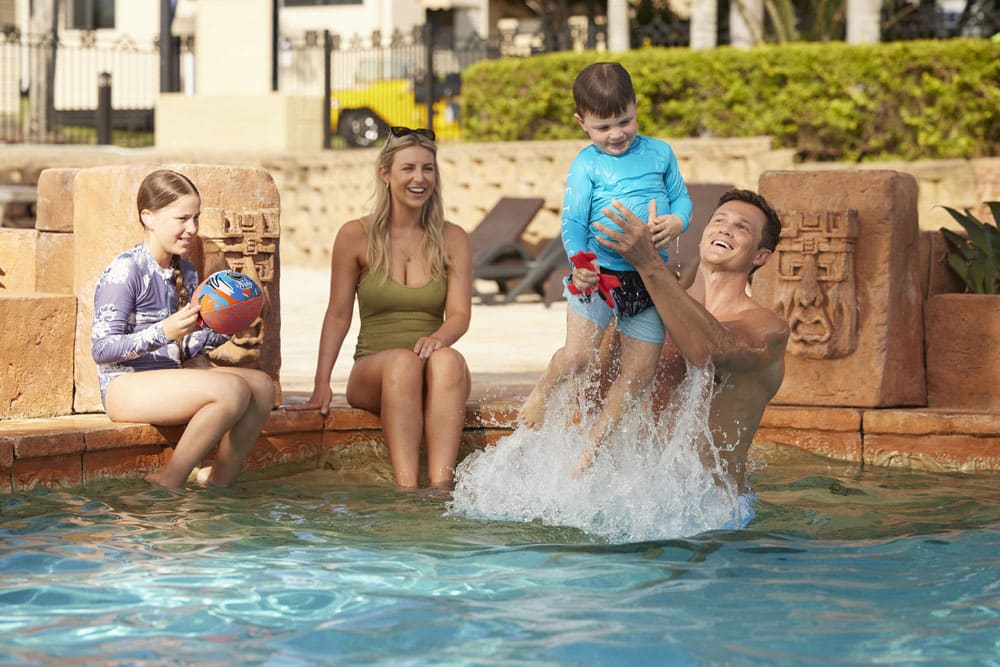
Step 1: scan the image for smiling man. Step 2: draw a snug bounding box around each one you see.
[593,189,789,526]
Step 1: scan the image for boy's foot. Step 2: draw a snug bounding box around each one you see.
[571,446,596,479]
[518,387,546,430]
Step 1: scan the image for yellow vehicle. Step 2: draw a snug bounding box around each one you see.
[330,76,461,148]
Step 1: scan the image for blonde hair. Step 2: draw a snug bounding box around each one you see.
[137,169,200,309]
[366,133,447,281]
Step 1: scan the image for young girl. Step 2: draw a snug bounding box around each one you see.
[92,169,275,488]
[288,127,472,489]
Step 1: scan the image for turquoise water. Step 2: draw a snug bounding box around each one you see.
[1,445,999,666]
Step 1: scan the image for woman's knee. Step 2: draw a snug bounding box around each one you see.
[382,349,425,385]
[426,348,469,388]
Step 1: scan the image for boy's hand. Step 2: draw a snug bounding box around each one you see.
[650,213,683,250]
[570,262,600,293]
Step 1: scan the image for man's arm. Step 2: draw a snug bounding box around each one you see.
[595,201,787,371]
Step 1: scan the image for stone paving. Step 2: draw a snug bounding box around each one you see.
[278,266,567,401]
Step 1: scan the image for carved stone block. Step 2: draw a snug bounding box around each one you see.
[925,294,1000,408]
[36,168,79,233]
[0,294,76,419]
[754,170,925,407]
[0,228,38,292]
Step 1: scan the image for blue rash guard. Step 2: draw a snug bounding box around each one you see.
[91,243,228,407]
[560,135,693,272]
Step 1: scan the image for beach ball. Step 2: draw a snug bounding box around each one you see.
[193,270,264,335]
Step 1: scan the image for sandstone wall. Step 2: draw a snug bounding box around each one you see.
[3,142,997,272]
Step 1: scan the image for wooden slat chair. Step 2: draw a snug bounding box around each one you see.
[469,196,546,303]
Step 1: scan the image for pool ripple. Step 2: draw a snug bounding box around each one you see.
[0,448,999,665]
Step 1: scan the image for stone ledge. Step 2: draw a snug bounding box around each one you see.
[0,398,521,494]
[2,402,999,494]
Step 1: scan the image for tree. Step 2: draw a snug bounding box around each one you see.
[607,0,630,51]
[27,0,58,142]
[847,0,881,42]
[690,0,718,48]
[731,0,765,46]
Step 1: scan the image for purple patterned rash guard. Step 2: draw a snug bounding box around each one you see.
[91,243,228,408]
[560,135,693,272]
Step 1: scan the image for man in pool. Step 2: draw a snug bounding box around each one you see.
[586,189,788,525]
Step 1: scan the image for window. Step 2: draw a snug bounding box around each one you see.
[67,0,115,30]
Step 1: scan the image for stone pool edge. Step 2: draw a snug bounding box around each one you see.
[2,399,1000,494]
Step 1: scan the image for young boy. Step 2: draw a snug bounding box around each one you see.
[518,61,693,472]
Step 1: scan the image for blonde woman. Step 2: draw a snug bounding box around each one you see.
[291,128,472,488]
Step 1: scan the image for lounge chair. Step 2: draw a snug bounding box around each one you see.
[469,196,545,303]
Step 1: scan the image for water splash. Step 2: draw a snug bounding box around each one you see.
[448,363,745,543]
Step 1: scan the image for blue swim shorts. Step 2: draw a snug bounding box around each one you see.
[563,276,665,345]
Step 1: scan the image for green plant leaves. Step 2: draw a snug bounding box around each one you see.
[940,204,1000,294]
[461,39,1000,163]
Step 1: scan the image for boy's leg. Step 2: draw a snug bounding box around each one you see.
[572,335,662,475]
[519,304,607,430]
[573,304,665,475]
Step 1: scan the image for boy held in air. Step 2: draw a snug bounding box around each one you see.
[519,62,692,474]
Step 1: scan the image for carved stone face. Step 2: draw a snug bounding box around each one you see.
[196,208,278,369]
[773,210,859,359]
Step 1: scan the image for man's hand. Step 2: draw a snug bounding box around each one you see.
[596,199,664,271]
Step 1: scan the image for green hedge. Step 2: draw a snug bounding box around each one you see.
[460,40,999,162]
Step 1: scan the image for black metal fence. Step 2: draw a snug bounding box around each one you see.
[0,28,182,147]
[1,4,993,149]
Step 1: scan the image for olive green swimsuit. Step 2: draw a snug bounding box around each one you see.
[354,272,447,359]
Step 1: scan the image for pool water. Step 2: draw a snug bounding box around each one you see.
[1,446,998,666]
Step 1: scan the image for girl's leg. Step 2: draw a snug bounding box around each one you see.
[199,367,275,486]
[347,349,426,488]
[519,308,605,430]
[422,347,471,487]
[105,369,253,488]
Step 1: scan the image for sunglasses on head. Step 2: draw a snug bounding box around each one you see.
[389,126,436,141]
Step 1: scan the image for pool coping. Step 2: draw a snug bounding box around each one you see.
[1,395,999,494]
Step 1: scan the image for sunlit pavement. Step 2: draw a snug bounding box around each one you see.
[279,266,566,400]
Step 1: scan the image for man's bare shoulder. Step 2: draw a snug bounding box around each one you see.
[711,297,789,373]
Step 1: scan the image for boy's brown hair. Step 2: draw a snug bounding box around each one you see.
[572,62,636,119]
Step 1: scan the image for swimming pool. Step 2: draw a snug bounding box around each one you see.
[1,445,998,666]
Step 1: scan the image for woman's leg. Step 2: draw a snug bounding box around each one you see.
[422,347,471,487]
[105,369,253,488]
[199,367,275,486]
[347,349,426,488]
